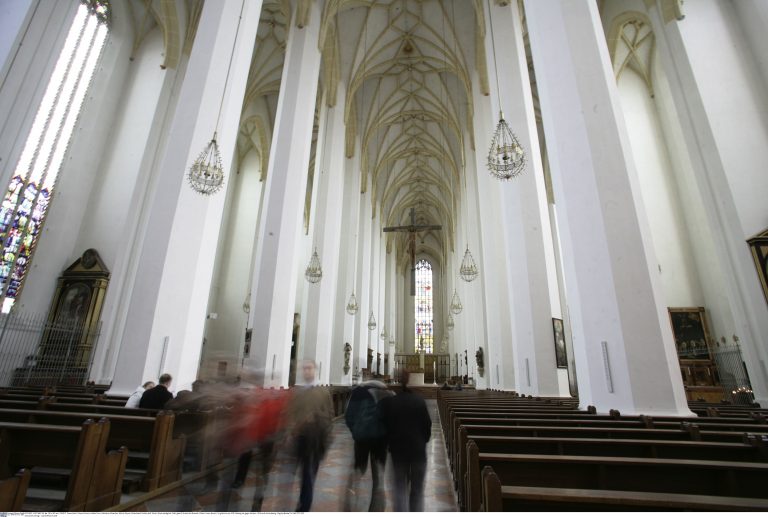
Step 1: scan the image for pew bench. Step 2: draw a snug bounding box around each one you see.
[0,469,31,511]
[465,443,768,512]
[481,470,768,511]
[0,408,185,493]
[0,419,126,511]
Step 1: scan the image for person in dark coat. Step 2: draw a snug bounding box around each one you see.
[379,370,432,512]
[343,380,393,511]
[139,373,174,409]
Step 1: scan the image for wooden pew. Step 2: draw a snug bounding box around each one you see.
[481,467,768,511]
[465,440,768,512]
[0,419,126,511]
[0,469,31,511]
[454,429,768,506]
[0,408,185,493]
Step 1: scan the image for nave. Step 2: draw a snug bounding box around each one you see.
[120,400,457,512]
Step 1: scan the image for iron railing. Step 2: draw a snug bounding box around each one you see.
[0,311,100,387]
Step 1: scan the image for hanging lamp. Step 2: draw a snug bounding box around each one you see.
[485,0,525,180]
[368,311,377,331]
[447,312,455,330]
[188,0,247,195]
[450,289,463,314]
[459,245,479,282]
[346,292,359,315]
[380,327,387,341]
[304,248,322,283]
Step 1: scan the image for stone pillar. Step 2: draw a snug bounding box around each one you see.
[524,0,690,415]
[110,0,262,393]
[470,71,512,392]
[648,0,768,407]
[298,87,346,384]
[484,1,560,396]
[355,179,374,374]
[246,1,321,387]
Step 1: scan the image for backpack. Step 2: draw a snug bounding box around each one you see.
[349,387,386,441]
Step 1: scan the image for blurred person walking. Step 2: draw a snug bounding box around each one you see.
[379,370,432,512]
[288,360,334,512]
[343,380,393,511]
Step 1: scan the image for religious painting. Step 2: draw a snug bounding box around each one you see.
[54,282,92,326]
[747,228,768,307]
[552,318,567,368]
[668,307,712,360]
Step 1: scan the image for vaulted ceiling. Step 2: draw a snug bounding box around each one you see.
[238,0,492,273]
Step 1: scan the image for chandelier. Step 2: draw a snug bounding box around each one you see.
[346,292,359,315]
[189,135,225,195]
[242,291,250,314]
[486,0,525,180]
[368,311,377,331]
[450,289,463,314]
[187,0,246,194]
[304,248,322,283]
[380,327,387,340]
[447,313,454,330]
[459,245,479,282]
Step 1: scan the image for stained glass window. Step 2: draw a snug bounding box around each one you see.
[0,1,110,313]
[414,259,433,353]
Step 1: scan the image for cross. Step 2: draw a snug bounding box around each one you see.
[383,208,442,295]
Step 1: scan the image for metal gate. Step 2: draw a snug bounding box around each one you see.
[0,311,100,387]
[713,343,754,404]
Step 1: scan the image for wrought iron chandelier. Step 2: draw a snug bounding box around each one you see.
[486,0,525,180]
[304,248,322,283]
[380,327,387,341]
[346,291,359,315]
[368,311,377,331]
[447,313,454,330]
[450,289,463,315]
[187,0,246,195]
[242,291,250,314]
[459,245,479,282]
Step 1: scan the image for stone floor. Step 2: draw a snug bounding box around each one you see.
[127,400,458,512]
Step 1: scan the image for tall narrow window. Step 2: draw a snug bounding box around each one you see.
[0,1,110,313]
[414,259,433,353]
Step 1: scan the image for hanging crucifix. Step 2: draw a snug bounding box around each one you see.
[383,207,441,295]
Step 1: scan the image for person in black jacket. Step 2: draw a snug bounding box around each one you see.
[139,373,174,409]
[343,380,393,511]
[379,370,432,512]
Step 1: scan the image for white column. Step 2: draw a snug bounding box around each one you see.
[525,0,690,415]
[649,0,768,406]
[246,2,321,388]
[110,0,262,393]
[332,123,361,385]
[484,1,560,396]
[298,87,346,384]
[470,72,513,391]
[369,209,382,373]
[356,180,373,373]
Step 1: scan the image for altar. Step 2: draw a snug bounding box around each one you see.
[408,372,425,386]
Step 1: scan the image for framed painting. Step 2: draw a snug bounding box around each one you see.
[668,307,713,360]
[552,318,567,368]
[747,228,768,307]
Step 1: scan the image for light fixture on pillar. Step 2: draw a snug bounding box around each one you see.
[450,289,463,314]
[187,0,247,195]
[485,0,525,180]
[380,327,387,341]
[447,313,455,330]
[346,292,359,315]
[242,291,251,314]
[459,245,479,282]
[304,248,323,283]
[368,311,377,331]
